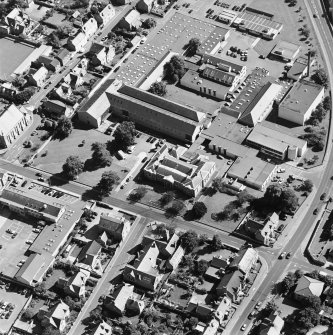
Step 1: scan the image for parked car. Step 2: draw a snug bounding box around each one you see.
[320,193,327,200]
[241,324,247,331]
[313,208,319,215]
[38,177,45,182]
[36,172,42,177]
[279,252,286,259]
[286,252,292,259]
[12,232,17,239]
[248,311,256,319]
[255,301,262,310]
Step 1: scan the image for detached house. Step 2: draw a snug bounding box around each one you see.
[118,9,141,30]
[260,311,284,335]
[137,0,155,13]
[98,210,131,242]
[77,240,103,275]
[294,275,324,302]
[123,241,163,291]
[67,32,87,51]
[245,213,279,246]
[229,247,258,279]
[38,301,70,332]
[5,8,31,35]
[88,43,115,66]
[82,17,98,39]
[58,269,90,297]
[91,321,112,335]
[104,283,144,316]
[94,4,115,26]
[56,49,71,66]
[216,270,244,303]
[27,66,48,87]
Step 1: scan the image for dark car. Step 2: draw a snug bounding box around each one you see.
[313,208,319,215]
[286,252,291,259]
[142,156,148,163]
[248,311,256,319]
[36,172,43,177]
[320,193,327,201]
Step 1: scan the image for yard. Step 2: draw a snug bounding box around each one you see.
[0,38,35,81]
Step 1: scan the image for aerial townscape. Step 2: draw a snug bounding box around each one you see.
[2,0,333,334]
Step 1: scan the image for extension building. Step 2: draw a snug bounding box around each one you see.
[270,40,301,62]
[246,124,307,160]
[278,79,325,125]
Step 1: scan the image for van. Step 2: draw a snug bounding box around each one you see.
[117,150,126,160]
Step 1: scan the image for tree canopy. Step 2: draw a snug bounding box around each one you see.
[55,116,73,138]
[211,234,223,251]
[188,37,201,54]
[180,230,199,253]
[192,201,207,219]
[143,18,157,29]
[91,142,112,168]
[15,87,35,104]
[148,81,167,96]
[114,121,136,149]
[62,155,84,179]
[159,191,175,206]
[97,171,120,197]
[263,184,298,213]
[163,55,186,82]
[311,68,329,88]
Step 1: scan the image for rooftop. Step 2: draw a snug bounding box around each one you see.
[201,54,245,73]
[295,275,324,298]
[287,56,310,78]
[0,104,26,135]
[279,79,324,115]
[271,40,301,60]
[197,26,230,55]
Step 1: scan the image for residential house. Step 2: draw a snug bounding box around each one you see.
[39,301,70,332]
[72,58,88,76]
[216,270,244,303]
[27,66,48,87]
[77,240,103,275]
[118,9,141,30]
[94,4,115,26]
[245,213,279,246]
[0,104,32,149]
[166,245,185,271]
[43,99,73,118]
[123,242,164,291]
[33,55,61,72]
[91,321,112,335]
[58,269,90,297]
[187,292,214,321]
[64,72,84,88]
[137,0,155,13]
[98,210,131,242]
[260,311,284,335]
[15,253,54,287]
[5,8,31,35]
[56,49,71,66]
[82,17,98,39]
[294,275,324,302]
[205,256,230,282]
[143,144,216,197]
[88,43,115,66]
[67,32,88,51]
[229,247,258,278]
[53,83,73,101]
[104,283,144,316]
[0,82,17,100]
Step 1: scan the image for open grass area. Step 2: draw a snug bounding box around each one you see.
[0,38,35,81]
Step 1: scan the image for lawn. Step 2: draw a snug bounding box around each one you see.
[0,38,35,81]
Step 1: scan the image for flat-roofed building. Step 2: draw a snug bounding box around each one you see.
[278,79,325,125]
[227,156,277,191]
[197,27,230,55]
[143,144,216,196]
[232,10,283,40]
[0,104,32,148]
[246,124,307,160]
[216,9,238,25]
[270,40,301,62]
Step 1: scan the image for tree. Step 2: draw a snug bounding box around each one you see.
[303,295,321,312]
[302,179,313,192]
[180,230,199,253]
[236,190,255,206]
[211,177,225,192]
[192,202,207,219]
[55,116,72,138]
[187,317,199,330]
[97,171,120,197]
[167,200,185,217]
[211,234,223,251]
[281,188,298,213]
[159,191,175,206]
[47,32,60,48]
[91,142,112,168]
[56,24,72,39]
[188,37,201,54]
[33,282,46,296]
[22,308,35,320]
[12,75,25,89]
[62,155,84,179]
[148,81,167,96]
[265,299,280,314]
[143,18,157,29]
[292,307,320,332]
[196,260,209,275]
[128,186,148,202]
[323,96,331,111]
[113,121,136,149]
[163,55,186,82]
[43,326,61,335]
[15,87,35,104]
[280,272,297,295]
[312,68,329,88]
[264,184,283,205]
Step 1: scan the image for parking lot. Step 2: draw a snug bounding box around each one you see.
[0,288,28,334]
[0,209,39,278]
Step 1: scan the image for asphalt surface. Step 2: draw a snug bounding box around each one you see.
[228,0,333,333]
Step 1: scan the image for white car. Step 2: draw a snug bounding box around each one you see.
[33,228,41,233]
[26,240,33,245]
[127,145,136,154]
[241,324,247,331]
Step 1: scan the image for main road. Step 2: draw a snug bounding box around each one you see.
[228,0,333,333]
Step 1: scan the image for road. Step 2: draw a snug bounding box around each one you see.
[228,0,333,333]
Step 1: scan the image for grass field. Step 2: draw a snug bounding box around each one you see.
[0,38,35,81]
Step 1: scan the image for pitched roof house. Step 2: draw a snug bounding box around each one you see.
[118,9,141,30]
[137,0,155,13]
[28,66,48,87]
[67,32,87,51]
[123,242,163,291]
[91,321,112,335]
[88,43,115,66]
[98,210,131,242]
[260,311,284,335]
[60,269,90,297]
[82,17,98,39]
[94,4,115,26]
[229,248,258,278]
[294,275,324,301]
[216,270,244,302]
[42,301,70,332]
[77,240,102,274]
